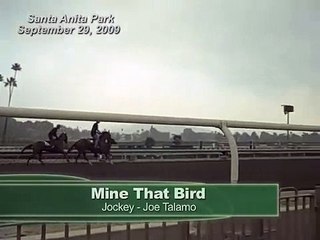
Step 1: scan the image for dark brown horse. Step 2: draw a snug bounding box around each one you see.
[67,131,117,165]
[21,133,69,165]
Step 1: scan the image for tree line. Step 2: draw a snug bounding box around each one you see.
[0,117,320,145]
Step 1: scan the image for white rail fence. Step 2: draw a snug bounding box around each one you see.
[1,106,320,183]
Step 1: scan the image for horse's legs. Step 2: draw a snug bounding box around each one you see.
[92,148,98,158]
[104,153,109,163]
[27,155,33,165]
[27,151,38,165]
[110,153,114,164]
[83,152,92,165]
[63,151,70,163]
[56,148,69,163]
[109,154,114,164]
[75,152,80,164]
[104,152,113,164]
[38,152,45,165]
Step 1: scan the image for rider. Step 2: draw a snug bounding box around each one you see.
[91,121,101,149]
[48,124,61,147]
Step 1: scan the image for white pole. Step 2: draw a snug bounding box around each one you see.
[220,122,239,183]
[287,113,290,142]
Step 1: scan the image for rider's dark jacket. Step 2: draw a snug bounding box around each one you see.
[91,123,99,137]
[48,127,59,141]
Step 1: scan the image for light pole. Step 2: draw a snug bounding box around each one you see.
[281,105,294,142]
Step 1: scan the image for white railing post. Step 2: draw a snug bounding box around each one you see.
[220,121,239,184]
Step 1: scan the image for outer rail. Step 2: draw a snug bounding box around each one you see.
[1,106,320,131]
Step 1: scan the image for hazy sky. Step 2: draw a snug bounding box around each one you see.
[0,0,319,132]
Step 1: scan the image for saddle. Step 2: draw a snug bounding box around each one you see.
[45,140,56,148]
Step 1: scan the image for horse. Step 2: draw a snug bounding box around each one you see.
[21,133,69,165]
[67,131,117,165]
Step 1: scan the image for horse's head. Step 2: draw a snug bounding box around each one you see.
[100,131,111,141]
[99,131,117,144]
[59,132,68,144]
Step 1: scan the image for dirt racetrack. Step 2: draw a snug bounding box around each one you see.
[0,158,319,189]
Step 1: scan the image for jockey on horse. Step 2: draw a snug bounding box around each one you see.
[48,124,61,148]
[91,121,101,156]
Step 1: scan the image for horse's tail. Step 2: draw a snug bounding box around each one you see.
[67,141,77,153]
[21,144,33,153]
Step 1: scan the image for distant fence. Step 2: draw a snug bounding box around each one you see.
[4,140,320,148]
[3,148,320,162]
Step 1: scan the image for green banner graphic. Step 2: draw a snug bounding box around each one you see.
[0,182,278,221]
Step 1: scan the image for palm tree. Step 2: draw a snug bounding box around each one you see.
[9,63,21,106]
[1,63,22,143]
[4,77,17,107]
